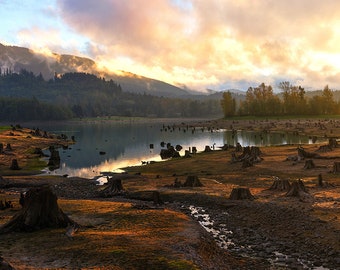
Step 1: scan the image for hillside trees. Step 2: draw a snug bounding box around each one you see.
[238,83,282,116]
[221,91,236,117]
[279,81,307,115]
[0,69,222,120]
[222,82,339,118]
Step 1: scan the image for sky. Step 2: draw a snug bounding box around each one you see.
[1,0,340,92]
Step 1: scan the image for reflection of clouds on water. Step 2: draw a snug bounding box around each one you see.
[44,153,162,179]
[39,121,313,179]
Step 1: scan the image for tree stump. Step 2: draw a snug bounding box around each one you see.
[183,175,203,187]
[0,175,10,188]
[0,143,3,153]
[269,177,291,191]
[9,159,20,170]
[48,146,60,170]
[317,173,335,188]
[285,179,309,198]
[328,138,338,148]
[0,186,75,233]
[332,162,340,173]
[100,177,125,197]
[304,159,315,169]
[0,256,15,270]
[204,145,212,152]
[5,143,12,151]
[229,187,254,200]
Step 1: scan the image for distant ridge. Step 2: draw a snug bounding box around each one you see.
[0,43,190,97]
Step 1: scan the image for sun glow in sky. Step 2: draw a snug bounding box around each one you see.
[1,0,340,92]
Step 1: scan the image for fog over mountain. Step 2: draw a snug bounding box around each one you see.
[0,43,196,98]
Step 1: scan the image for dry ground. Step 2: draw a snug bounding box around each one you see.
[1,119,340,269]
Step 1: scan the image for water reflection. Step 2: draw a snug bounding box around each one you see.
[39,121,313,179]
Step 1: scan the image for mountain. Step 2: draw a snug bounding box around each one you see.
[0,43,190,97]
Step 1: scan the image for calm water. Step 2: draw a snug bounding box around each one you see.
[37,120,312,179]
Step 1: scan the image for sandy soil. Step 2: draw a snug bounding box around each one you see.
[1,119,340,269]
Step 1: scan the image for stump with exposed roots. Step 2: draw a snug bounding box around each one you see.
[304,159,315,169]
[9,159,20,170]
[285,179,310,200]
[183,175,203,187]
[269,177,291,191]
[100,177,125,197]
[332,162,340,173]
[229,187,254,200]
[0,186,75,233]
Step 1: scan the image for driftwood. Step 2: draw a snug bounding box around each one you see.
[269,177,291,191]
[127,190,163,205]
[298,146,340,160]
[0,186,75,233]
[229,187,254,200]
[297,147,321,159]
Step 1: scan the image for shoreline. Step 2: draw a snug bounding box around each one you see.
[1,119,340,269]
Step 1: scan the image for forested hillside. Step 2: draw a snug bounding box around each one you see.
[0,69,222,121]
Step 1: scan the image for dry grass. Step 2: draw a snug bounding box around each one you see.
[1,120,340,269]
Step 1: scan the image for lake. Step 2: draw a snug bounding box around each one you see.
[37,120,313,179]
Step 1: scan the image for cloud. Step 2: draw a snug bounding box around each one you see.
[54,0,340,91]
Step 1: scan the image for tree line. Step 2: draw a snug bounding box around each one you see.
[221,82,340,117]
[0,69,221,121]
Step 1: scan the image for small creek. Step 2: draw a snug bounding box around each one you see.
[188,205,331,270]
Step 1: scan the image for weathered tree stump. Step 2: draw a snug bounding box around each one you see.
[5,143,12,151]
[0,143,3,153]
[160,146,180,159]
[0,256,15,270]
[229,187,254,200]
[9,159,20,170]
[231,146,262,167]
[317,174,335,188]
[332,162,340,173]
[304,159,315,169]
[0,186,75,233]
[33,147,47,157]
[328,138,338,148]
[285,179,310,199]
[47,146,60,170]
[183,175,203,187]
[0,175,10,188]
[235,142,242,152]
[269,177,291,191]
[204,145,212,152]
[100,177,125,197]
[184,150,192,158]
